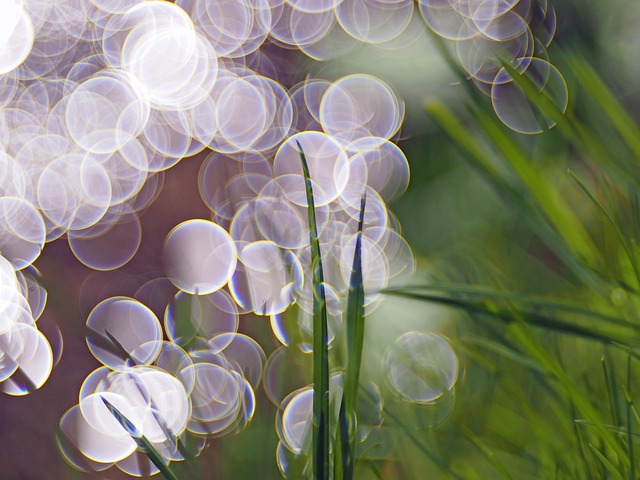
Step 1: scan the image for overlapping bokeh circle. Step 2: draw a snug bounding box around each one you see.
[0,0,551,475]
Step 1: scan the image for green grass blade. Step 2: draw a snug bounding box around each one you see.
[601,355,621,426]
[460,336,547,374]
[496,60,573,137]
[588,444,626,480]
[382,404,464,480]
[426,101,605,293]
[498,60,613,174]
[126,372,200,475]
[427,60,597,265]
[383,290,640,345]
[297,140,330,479]
[627,355,635,480]
[336,194,367,480]
[384,284,624,324]
[565,54,640,160]
[573,408,597,480]
[100,396,179,480]
[87,330,199,476]
[365,460,385,480]
[461,426,514,480]
[507,322,630,469]
[470,107,597,264]
[575,419,640,439]
[568,168,640,286]
[621,385,640,426]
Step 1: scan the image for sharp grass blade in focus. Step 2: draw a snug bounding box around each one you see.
[127,371,200,475]
[297,140,330,479]
[336,194,366,480]
[100,395,179,480]
[86,326,197,472]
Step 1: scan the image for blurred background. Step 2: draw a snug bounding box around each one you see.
[3,0,640,478]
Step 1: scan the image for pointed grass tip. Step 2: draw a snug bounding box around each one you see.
[100,395,140,437]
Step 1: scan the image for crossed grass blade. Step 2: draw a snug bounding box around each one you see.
[100,395,179,480]
[425,101,606,294]
[82,327,199,476]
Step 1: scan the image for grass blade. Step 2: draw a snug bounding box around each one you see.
[383,290,640,345]
[568,168,640,286]
[86,328,199,473]
[426,101,605,293]
[85,326,132,364]
[627,355,635,480]
[336,194,367,480]
[297,140,330,479]
[461,425,514,480]
[575,419,640,439]
[588,444,626,480]
[565,54,640,160]
[471,107,597,265]
[384,284,624,324]
[381,404,464,480]
[460,336,547,374]
[601,355,621,426]
[100,395,179,480]
[498,59,614,176]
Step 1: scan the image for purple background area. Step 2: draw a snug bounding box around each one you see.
[0,152,220,479]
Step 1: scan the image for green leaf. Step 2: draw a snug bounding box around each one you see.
[297,140,330,480]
